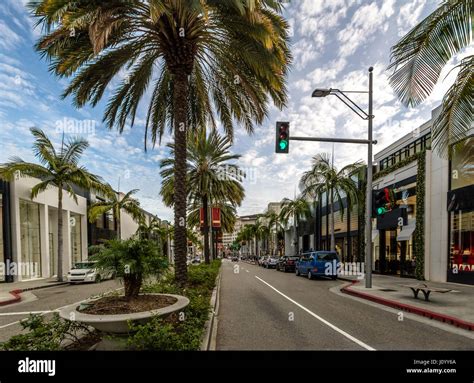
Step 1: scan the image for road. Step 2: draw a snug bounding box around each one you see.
[216,260,474,350]
[0,279,121,343]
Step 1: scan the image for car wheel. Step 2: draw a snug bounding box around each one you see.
[95,274,101,283]
[307,271,313,280]
[295,268,300,276]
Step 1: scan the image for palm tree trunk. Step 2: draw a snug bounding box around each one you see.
[57,186,63,282]
[202,196,210,264]
[173,72,189,285]
[330,188,335,251]
[295,216,299,256]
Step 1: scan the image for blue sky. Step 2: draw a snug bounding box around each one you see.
[0,0,472,221]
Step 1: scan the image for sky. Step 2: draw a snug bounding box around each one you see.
[0,0,472,222]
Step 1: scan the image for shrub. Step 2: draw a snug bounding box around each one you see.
[1,313,91,351]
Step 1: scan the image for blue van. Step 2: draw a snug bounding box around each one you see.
[295,251,340,280]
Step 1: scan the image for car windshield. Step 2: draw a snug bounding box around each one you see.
[73,262,96,269]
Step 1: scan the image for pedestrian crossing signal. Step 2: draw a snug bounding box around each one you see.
[276,121,289,153]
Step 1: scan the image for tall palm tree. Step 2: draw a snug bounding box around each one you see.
[30,0,291,285]
[160,130,245,264]
[279,197,311,256]
[388,0,472,158]
[88,189,144,240]
[264,211,284,256]
[0,128,108,281]
[300,154,362,252]
[236,224,254,257]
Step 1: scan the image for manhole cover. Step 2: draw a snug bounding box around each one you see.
[379,288,397,292]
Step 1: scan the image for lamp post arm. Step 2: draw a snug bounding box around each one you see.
[331,90,369,120]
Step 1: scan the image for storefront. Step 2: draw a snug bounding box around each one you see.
[0,181,13,282]
[447,136,474,285]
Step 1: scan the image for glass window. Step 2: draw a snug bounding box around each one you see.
[20,200,42,279]
[449,210,474,275]
[106,210,115,230]
[70,213,82,265]
[451,137,474,190]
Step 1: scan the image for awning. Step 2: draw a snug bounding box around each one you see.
[397,223,416,241]
[372,230,379,241]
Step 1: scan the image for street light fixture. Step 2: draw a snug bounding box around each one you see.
[312,67,374,288]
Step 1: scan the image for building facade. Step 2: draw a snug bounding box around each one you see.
[0,177,164,283]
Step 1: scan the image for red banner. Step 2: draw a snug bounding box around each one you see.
[211,207,221,228]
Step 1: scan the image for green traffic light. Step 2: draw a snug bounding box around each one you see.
[377,206,388,215]
[279,140,288,150]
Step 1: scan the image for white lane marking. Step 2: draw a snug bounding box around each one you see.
[0,287,124,330]
[255,276,376,351]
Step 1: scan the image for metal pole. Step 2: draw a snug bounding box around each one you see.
[365,67,374,288]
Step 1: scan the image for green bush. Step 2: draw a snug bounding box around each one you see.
[127,259,221,350]
[1,313,91,351]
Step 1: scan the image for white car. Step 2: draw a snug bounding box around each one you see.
[67,261,114,283]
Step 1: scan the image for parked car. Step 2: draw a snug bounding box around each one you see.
[231,255,239,262]
[67,261,114,283]
[295,251,339,279]
[265,256,278,269]
[276,256,299,272]
[258,256,267,267]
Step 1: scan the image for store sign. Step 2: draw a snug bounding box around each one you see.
[447,184,474,212]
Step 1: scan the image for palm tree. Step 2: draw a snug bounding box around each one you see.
[160,130,245,264]
[388,0,472,158]
[88,189,144,240]
[264,211,284,256]
[300,154,363,252]
[0,128,108,281]
[236,224,254,258]
[30,0,291,285]
[279,197,311,256]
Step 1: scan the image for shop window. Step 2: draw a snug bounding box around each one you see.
[449,210,474,275]
[19,200,42,279]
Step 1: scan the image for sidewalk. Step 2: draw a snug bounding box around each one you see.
[0,278,68,306]
[340,274,474,331]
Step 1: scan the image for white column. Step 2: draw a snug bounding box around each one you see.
[39,204,50,278]
[9,181,21,281]
[80,214,88,261]
[63,210,72,274]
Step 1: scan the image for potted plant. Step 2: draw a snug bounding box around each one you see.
[59,239,189,333]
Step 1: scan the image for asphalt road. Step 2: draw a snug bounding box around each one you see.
[0,279,121,343]
[216,260,474,350]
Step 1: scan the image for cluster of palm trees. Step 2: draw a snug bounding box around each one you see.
[0,128,158,281]
[236,154,364,258]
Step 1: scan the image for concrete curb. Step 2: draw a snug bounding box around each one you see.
[200,268,222,351]
[341,280,474,331]
[0,281,69,307]
[0,289,22,306]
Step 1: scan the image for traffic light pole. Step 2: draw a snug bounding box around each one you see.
[365,67,374,289]
[297,67,375,288]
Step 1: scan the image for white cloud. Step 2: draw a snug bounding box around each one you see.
[338,0,395,57]
[0,20,23,49]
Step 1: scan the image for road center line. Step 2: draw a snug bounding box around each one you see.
[255,276,376,351]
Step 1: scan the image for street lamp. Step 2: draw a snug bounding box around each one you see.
[312,67,374,288]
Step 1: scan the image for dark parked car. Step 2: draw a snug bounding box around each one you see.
[264,257,278,269]
[276,256,299,272]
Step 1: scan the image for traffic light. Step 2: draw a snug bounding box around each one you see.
[275,121,289,153]
[373,187,391,216]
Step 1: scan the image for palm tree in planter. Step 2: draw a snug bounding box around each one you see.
[30,0,292,285]
[160,130,245,264]
[0,128,108,281]
[388,0,472,158]
[92,238,168,301]
[88,189,144,240]
[279,197,311,256]
[299,153,362,252]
